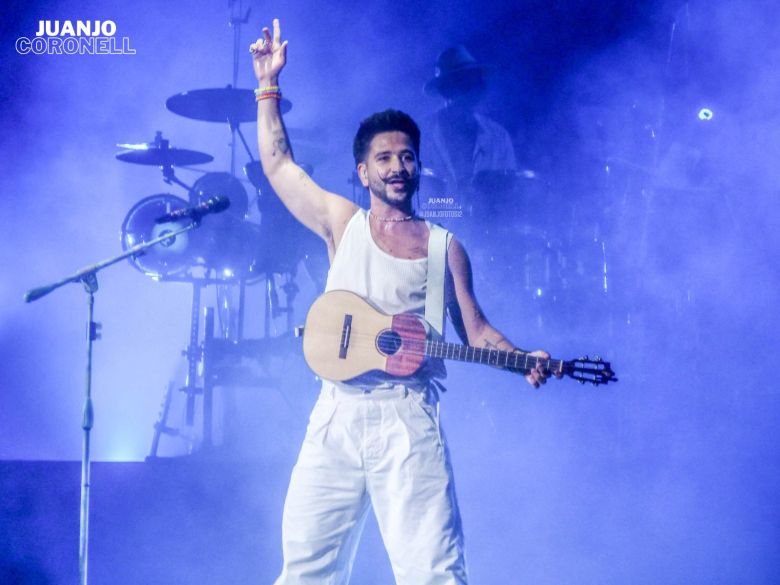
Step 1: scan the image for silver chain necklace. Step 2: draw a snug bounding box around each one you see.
[368,209,415,222]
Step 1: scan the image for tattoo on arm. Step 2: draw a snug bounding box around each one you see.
[271,130,290,157]
[484,335,516,352]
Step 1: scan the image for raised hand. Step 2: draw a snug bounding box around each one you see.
[250,18,288,84]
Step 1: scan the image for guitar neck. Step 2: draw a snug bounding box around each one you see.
[425,339,562,375]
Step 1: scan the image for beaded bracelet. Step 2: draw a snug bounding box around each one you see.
[255,91,282,102]
[254,86,280,95]
[254,86,282,102]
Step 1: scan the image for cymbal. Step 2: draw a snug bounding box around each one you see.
[166,87,292,123]
[115,146,214,167]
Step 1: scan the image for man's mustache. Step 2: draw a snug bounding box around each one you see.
[381,171,418,183]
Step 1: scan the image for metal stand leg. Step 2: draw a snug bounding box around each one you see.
[202,307,216,449]
[79,273,100,585]
[148,381,178,459]
[184,282,203,426]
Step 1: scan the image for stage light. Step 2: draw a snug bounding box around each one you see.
[223,268,235,278]
[698,108,714,121]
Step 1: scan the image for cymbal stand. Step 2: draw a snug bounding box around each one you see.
[161,163,194,193]
[223,0,256,343]
[263,272,299,337]
[228,0,251,176]
[148,381,180,459]
[183,281,204,426]
[281,276,300,333]
[144,130,195,192]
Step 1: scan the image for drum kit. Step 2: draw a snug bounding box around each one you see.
[117,103,307,283]
[117,95,323,455]
[117,7,328,457]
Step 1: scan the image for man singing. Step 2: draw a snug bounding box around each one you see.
[251,19,552,585]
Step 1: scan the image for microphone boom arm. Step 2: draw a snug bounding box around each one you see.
[24,221,200,303]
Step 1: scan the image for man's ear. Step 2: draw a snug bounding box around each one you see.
[357,163,368,187]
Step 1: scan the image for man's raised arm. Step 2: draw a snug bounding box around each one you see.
[251,19,355,250]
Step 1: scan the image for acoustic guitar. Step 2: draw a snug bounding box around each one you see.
[300,290,616,386]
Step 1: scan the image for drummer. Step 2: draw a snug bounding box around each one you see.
[421,45,518,217]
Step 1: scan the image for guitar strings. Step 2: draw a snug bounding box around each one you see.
[311,331,613,383]
[313,330,563,370]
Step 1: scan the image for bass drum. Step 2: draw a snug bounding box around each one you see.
[120,193,195,279]
[189,172,268,277]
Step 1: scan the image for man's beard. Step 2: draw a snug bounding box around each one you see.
[368,171,419,207]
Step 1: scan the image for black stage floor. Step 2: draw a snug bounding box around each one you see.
[0,458,394,585]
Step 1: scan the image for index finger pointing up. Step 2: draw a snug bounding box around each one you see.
[273,18,281,45]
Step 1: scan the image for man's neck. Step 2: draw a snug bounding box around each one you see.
[368,196,414,221]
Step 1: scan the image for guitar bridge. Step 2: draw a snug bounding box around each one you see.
[339,314,352,359]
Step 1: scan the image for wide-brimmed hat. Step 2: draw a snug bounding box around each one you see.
[423,45,494,97]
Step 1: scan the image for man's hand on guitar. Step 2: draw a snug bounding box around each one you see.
[250,18,288,84]
[526,350,554,388]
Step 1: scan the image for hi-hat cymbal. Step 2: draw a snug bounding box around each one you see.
[115,146,214,167]
[166,87,292,123]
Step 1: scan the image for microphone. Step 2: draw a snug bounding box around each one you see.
[155,196,231,223]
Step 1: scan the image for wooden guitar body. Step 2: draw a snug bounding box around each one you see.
[302,290,427,381]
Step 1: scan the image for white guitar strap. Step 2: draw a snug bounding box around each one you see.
[424,223,453,338]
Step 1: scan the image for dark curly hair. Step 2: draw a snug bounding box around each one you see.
[352,109,421,166]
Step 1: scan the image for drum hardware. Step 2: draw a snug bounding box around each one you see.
[189,172,249,220]
[115,139,214,167]
[183,281,205,426]
[147,381,199,459]
[120,194,198,279]
[165,86,292,123]
[165,86,292,178]
[125,4,321,456]
[116,131,213,193]
[264,274,300,337]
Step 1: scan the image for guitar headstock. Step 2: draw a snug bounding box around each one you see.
[563,356,617,386]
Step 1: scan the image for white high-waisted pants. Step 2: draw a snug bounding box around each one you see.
[274,382,468,585]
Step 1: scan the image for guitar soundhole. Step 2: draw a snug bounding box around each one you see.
[377,330,403,356]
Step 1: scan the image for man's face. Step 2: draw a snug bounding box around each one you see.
[358,131,420,206]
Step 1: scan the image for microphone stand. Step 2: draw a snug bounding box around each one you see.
[24,220,201,585]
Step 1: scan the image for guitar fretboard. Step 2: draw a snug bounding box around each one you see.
[424,339,563,374]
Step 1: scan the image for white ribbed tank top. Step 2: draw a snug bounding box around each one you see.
[325,209,429,315]
[324,209,445,387]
